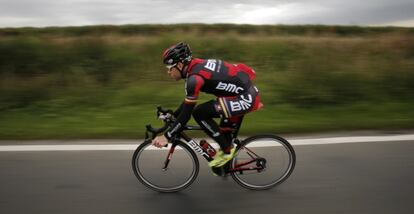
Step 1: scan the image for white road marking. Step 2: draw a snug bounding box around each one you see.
[0,134,413,152]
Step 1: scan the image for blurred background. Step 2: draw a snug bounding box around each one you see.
[1,25,413,139]
[0,0,414,140]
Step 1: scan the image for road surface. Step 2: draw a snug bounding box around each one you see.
[0,136,413,214]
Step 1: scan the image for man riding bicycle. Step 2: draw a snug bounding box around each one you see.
[152,42,263,168]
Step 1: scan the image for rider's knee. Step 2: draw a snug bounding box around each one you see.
[193,101,217,121]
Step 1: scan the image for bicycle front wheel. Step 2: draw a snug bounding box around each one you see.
[231,134,296,190]
[132,140,199,193]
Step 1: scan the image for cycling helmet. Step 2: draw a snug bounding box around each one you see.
[162,42,192,65]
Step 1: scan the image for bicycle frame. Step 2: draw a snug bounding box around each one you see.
[158,117,266,174]
[134,107,296,191]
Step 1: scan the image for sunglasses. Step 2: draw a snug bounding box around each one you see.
[166,64,177,70]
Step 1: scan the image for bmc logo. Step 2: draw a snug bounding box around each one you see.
[230,94,253,112]
[216,82,244,94]
[188,140,209,157]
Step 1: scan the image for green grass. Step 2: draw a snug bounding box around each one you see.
[1,77,413,139]
[1,98,413,139]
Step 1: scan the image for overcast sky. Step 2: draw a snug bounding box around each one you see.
[1,0,413,27]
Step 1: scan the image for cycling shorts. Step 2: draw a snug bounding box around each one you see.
[216,86,263,118]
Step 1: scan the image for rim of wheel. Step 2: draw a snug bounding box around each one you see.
[133,142,199,192]
[231,136,295,189]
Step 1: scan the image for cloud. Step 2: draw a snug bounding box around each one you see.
[0,0,413,27]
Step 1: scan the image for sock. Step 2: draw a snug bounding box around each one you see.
[222,144,233,154]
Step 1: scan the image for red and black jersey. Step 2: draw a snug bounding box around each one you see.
[165,58,258,140]
[184,58,256,104]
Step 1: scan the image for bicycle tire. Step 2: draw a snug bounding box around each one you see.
[230,134,296,190]
[132,139,199,193]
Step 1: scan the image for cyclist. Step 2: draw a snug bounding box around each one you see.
[152,42,263,168]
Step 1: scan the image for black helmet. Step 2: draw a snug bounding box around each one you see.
[162,42,192,65]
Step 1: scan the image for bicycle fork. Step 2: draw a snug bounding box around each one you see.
[162,144,176,171]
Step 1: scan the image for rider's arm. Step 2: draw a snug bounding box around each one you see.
[173,102,184,118]
[164,75,204,140]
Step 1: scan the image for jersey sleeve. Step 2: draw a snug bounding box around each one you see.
[185,74,204,104]
[164,101,195,140]
[164,75,204,140]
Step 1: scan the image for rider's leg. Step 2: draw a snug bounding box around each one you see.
[217,116,242,148]
[203,87,262,168]
[192,100,233,153]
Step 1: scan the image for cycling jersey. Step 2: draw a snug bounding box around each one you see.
[184,58,256,103]
[165,58,262,140]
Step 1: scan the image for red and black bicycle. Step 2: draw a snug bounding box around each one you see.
[132,106,296,192]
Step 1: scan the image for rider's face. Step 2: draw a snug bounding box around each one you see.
[167,63,183,81]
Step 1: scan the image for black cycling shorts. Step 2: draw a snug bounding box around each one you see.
[216,86,262,118]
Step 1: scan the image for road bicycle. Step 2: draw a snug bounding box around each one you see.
[132,106,296,192]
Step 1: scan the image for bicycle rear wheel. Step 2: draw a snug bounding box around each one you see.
[132,140,199,193]
[231,134,296,190]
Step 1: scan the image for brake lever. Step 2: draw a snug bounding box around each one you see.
[157,106,173,117]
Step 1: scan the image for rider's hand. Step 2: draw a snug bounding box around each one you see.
[152,135,168,148]
[158,113,172,120]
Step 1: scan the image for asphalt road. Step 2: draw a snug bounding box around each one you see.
[0,140,413,214]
